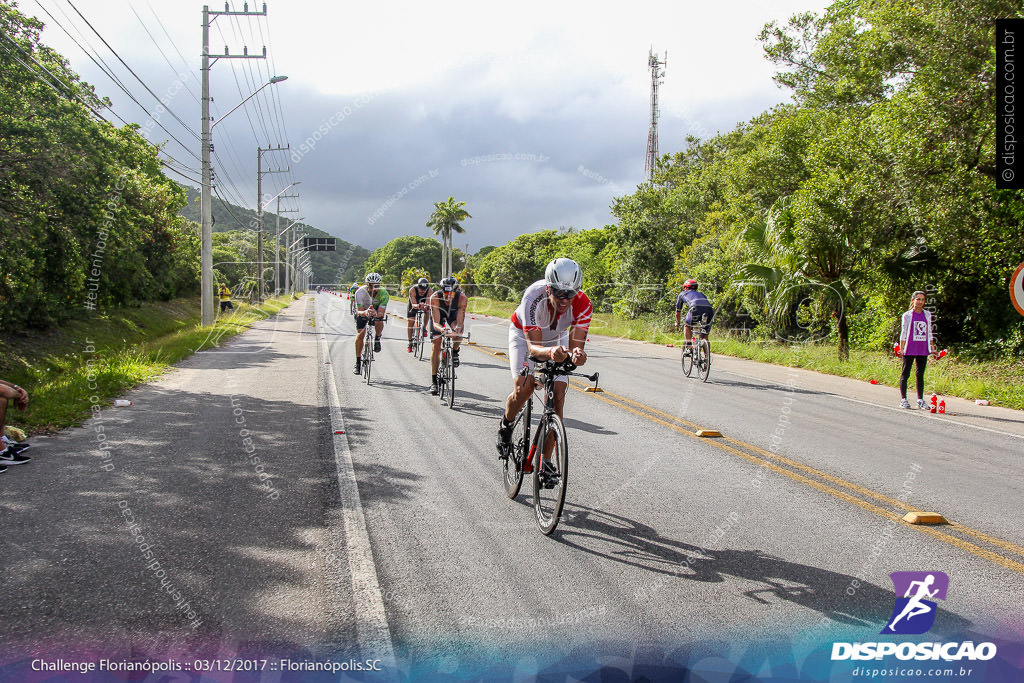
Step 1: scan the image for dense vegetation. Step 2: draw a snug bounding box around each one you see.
[0,4,366,332]
[390,0,1024,359]
[0,4,198,329]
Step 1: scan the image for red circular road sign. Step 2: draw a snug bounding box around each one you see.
[1012,260,1024,318]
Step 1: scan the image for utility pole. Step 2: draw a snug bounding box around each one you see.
[275,195,300,294]
[645,48,666,181]
[256,144,289,302]
[200,3,268,326]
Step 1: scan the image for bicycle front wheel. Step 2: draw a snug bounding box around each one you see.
[532,414,568,535]
[681,347,693,377]
[437,354,448,403]
[503,409,527,499]
[697,339,711,383]
[447,353,456,409]
[363,348,372,384]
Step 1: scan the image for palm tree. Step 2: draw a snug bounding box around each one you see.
[426,197,471,279]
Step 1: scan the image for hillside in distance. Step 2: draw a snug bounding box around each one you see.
[179,186,370,284]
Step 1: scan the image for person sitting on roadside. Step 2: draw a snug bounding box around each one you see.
[0,380,31,470]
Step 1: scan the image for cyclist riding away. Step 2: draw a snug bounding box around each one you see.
[428,277,467,395]
[407,277,433,353]
[353,273,389,375]
[497,258,591,473]
[675,279,714,351]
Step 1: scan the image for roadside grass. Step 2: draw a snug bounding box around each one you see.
[462,296,1024,410]
[0,295,297,434]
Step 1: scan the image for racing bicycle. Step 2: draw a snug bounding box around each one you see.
[681,318,712,383]
[500,357,599,535]
[436,327,470,409]
[411,307,428,361]
[359,314,386,385]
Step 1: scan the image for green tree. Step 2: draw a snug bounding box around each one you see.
[362,236,442,286]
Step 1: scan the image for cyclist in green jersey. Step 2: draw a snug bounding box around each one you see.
[353,273,390,374]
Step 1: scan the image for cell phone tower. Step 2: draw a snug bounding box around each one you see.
[645,48,667,181]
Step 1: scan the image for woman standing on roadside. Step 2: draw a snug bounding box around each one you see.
[897,290,937,409]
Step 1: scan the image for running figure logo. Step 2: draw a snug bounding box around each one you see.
[881,571,949,635]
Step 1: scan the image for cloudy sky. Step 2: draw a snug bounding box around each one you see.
[27,0,831,252]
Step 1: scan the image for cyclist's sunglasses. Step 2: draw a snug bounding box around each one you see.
[550,287,577,300]
[367,283,380,290]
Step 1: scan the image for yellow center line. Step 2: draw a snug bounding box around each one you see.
[946,523,1024,559]
[566,381,1024,575]
[572,379,920,512]
[469,338,1024,573]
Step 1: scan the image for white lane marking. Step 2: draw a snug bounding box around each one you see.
[315,296,396,666]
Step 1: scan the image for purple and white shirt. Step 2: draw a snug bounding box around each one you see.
[900,309,933,356]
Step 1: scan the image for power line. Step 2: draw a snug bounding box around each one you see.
[253,14,286,145]
[32,0,202,162]
[0,30,121,124]
[146,2,203,94]
[213,185,256,231]
[0,34,201,187]
[63,0,201,140]
[129,4,201,106]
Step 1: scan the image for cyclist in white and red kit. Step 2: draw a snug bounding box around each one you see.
[497,258,592,460]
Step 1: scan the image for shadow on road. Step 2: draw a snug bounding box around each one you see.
[0,386,359,656]
[549,505,973,633]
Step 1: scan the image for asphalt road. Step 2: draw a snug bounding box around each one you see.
[2,293,1022,680]
[315,291,1024,669]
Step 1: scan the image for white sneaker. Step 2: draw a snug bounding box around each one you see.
[917,399,927,409]
[899,399,912,409]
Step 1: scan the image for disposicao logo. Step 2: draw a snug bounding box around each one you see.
[882,570,948,635]
[831,570,997,663]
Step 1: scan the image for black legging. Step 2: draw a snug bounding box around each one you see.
[900,355,928,400]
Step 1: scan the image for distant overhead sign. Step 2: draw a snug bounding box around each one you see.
[303,237,337,252]
[1011,260,1024,318]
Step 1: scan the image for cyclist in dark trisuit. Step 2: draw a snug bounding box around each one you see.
[407,277,433,353]
[428,277,467,395]
[675,279,714,350]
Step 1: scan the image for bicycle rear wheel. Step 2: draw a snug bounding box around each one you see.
[532,414,568,535]
[681,346,693,377]
[502,408,527,499]
[697,339,711,383]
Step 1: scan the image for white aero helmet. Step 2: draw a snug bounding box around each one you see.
[544,258,582,292]
[365,272,382,284]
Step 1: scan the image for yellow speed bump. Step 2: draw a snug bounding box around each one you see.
[695,429,723,438]
[903,511,948,525]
